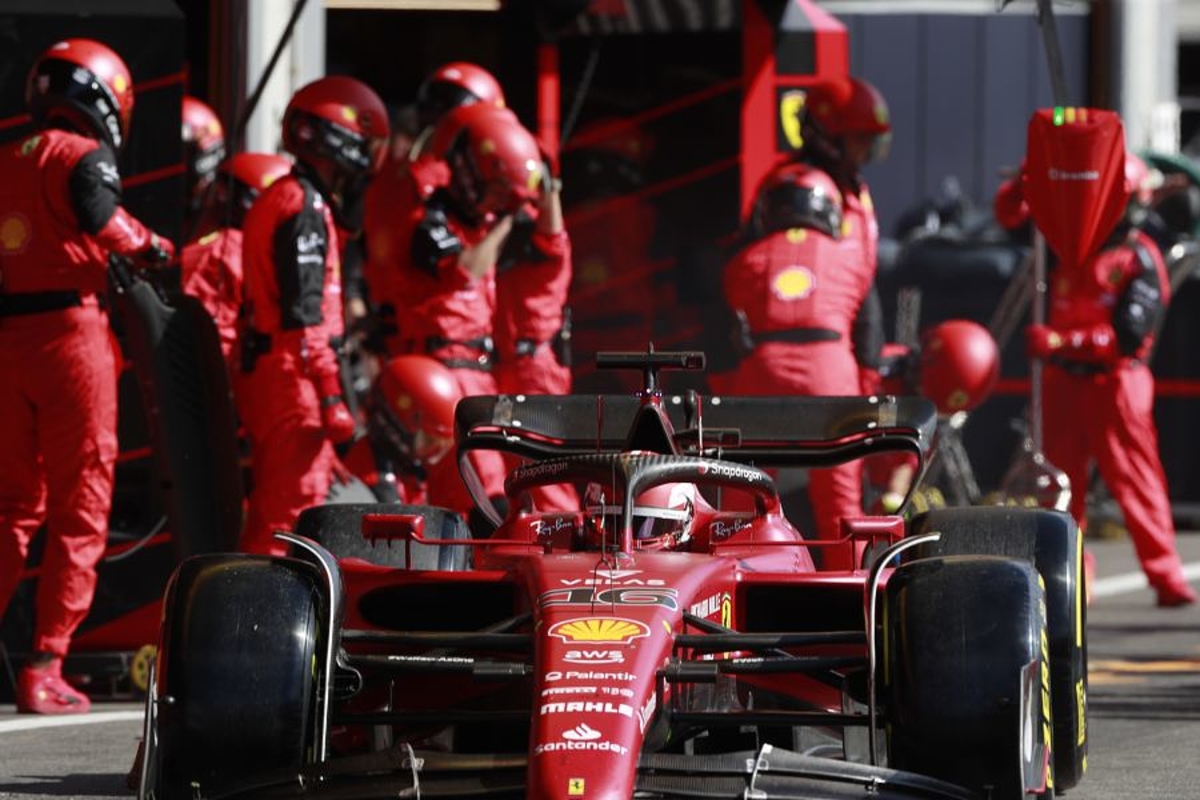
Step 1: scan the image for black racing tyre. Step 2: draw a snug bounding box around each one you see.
[908,506,1087,791]
[295,502,472,570]
[152,554,322,798]
[884,555,1052,799]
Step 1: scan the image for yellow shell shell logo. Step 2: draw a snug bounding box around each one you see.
[394,393,414,413]
[947,389,970,410]
[772,266,814,300]
[785,228,808,244]
[0,214,31,253]
[479,139,497,156]
[549,617,650,644]
[342,106,358,124]
[113,74,128,94]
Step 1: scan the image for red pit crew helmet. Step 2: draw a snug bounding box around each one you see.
[416,61,506,130]
[747,161,844,239]
[183,96,227,212]
[430,103,545,220]
[371,354,462,467]
[213,152,293,230]
[803,76,892,165]
[918,319,1000,415]
[26,38,134,151]
[282,75,390,220]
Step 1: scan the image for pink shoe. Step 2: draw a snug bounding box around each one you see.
[17,660,91,714]
[1155,576,1197,609]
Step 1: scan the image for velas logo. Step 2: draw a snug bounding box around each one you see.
[0,213,31,254]
[549,618,650,645]
[772,266,814,300]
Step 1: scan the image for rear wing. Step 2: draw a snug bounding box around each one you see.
[456,392,938,525]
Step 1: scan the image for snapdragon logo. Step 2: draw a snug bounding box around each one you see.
[1048,167,1100,182]
[698,463,766,483]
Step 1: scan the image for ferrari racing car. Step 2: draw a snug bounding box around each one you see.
[136,351,1086,799]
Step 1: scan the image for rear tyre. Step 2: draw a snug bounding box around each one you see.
[909,506,1087,790]
[884,555,1052,799]
[151,555,322,799]
[295,502,472,570]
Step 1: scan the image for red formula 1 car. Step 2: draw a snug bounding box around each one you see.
[135,351,1086,800]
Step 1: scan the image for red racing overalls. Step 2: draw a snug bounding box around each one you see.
[234,171,345,556]
[365,156,507,520]
[1040,229,1192,597]
[0,129,166,657]
[724,223,878,569]
[181,227,243,368]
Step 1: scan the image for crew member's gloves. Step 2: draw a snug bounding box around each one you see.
[315,372,356,444]
[134,232,175,269]
[1025,324,1063,359]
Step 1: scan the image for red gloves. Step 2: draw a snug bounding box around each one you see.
[133,232,176,270]
[315,372,356,444]
[1026,323,1117,364]
[1025,324,1063,359]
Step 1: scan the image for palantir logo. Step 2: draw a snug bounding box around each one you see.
[563,723,602,741]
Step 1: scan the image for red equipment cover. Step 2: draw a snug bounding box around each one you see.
[1024,107,1129,268]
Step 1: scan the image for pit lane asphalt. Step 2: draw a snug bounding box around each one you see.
[3,534,1200,800]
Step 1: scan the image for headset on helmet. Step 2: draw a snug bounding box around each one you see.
[182,96,227,214]
[802,76,892,166]
[747,162,843,239]
[369,355,462,471]
[416,61,506,130]
[281,75,390,219]
[212,152,292,230]
[26,38,135,151]
[918,320,1000,415]
[430,103,546,220]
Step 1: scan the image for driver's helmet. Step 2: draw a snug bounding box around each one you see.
[582,480,705,550]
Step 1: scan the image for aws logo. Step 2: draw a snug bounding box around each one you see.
[0,213,31,254]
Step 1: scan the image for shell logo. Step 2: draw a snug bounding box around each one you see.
[341,106,358,124]
[772,266,814,301]
[113,74,128,94]
[785,228,807,244]
[946,389,970,411]
[549,617,650,644]
[0,213,31,253]
[394,393,414,413]
[479,139,497,156]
